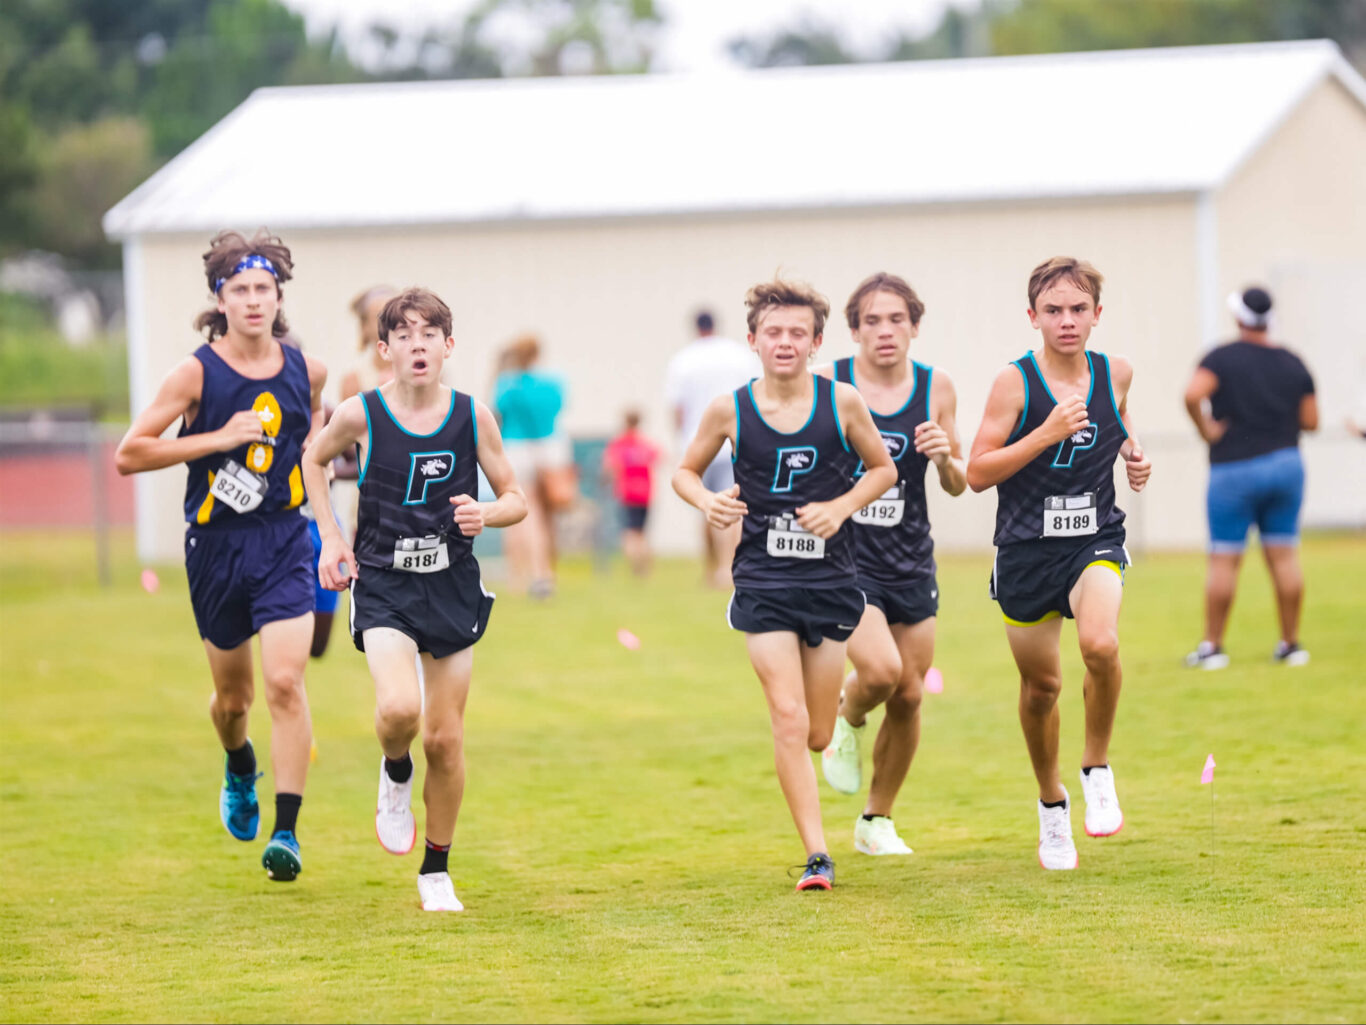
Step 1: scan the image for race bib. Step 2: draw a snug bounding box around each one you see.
[766,515,826,560]
[392,535,450,573]
[209,458,266,513]
[853,482,906,528]
[1042,493,1098,538]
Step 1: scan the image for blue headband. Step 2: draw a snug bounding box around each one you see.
[215,254,279,293]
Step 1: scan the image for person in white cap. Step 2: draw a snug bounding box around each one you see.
[1182,286,1318,669]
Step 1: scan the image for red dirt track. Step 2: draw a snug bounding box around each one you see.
[0,444,135,527]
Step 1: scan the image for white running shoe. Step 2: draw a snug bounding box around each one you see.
[1037,790,1078,870]
[1183,641,1230,670]
[821,715,864,795]
[375,758,416,855]
[1272,641,1311,666]
[417,871,464,912]
[854,815,914,856]
[1079,765,1124,837]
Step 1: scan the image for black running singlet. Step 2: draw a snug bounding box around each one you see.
[182,342,310,526]
[833,358,935,584]
[993,350,1127,547]
[730,374,858,589]
[354,388,479,572]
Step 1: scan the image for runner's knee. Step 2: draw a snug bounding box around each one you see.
[375,694,421,737]
[422,723,464,771]
[769,700,809,748]
[1079,627,1119,671]
[1019,674,1061,714]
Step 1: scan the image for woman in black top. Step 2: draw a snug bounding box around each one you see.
[1183,286,1318,669]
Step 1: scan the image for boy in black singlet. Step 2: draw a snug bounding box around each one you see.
[116,230,327,882]
[302,288,526,912]
[815,273,967,857]
[967,257,1152,871]
[673,278,896,891]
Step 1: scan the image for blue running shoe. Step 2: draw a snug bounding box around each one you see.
[220,761,262,841]
[262,831,302,882]
[794,853,836,892]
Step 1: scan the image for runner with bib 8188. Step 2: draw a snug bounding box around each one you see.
[966,256,1152,872]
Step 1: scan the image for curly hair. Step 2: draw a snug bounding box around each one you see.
[743,277,830,337]
[193,229,294,341]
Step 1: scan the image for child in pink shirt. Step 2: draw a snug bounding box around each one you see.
[602,409,660,576]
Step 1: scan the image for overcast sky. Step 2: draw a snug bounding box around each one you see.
[281,0,964,73]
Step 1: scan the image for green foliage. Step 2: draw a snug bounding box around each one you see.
[0,292,128,413]
[1,536,1364,1021]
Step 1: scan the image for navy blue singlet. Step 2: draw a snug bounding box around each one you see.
[181,342,310,526]
[355,388,479,571]
[730,374,857,589]
[993,350,1127,547]
[833,357,935,584]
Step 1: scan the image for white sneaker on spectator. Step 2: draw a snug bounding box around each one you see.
[1184,641,1230,670]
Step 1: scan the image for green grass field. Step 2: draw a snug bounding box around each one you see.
[2,530,1363,1023]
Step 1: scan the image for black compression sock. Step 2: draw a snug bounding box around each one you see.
[420,839,451,876]
[861,813,882,821]
[273,793,302,836]
[1041,797,1068,809]
[1082,764,1108,776]
[225,740,256,777]
[384,753,414,784]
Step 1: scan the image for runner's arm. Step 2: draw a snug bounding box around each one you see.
[922,369,967,496]
[967,364,1086,491]
[303,354,328,448]
[1110,355,1151,491]
[673,394,746,528]
[795,384,896,539]
[115,357,266,474]
[302,396,367,587]
[466,399,528,530]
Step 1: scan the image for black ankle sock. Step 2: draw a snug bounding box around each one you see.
[1041,797,1067,809]
[1081,764,1108,776]
[225,740,255,777]
[861,813,882,821]
[273,793,301,836]
[420,839,450,876]
[384,753,414,784]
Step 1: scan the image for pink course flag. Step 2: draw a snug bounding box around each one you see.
[617,628,641,651]
[1200,753,1216,784]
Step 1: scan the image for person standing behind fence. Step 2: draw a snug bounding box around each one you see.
[115,229,326,883]
[665,310,761,589]
[602,408,661,576]
[1182,286,1318,670]
[493,334,572,598]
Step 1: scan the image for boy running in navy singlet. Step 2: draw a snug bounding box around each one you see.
[815,274,967,857]
[673,278,896,891]
[116,230,327,882]
[967,257,1152,871]
[302,287,526,912]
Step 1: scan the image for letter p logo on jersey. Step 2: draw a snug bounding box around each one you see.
[405,450,456,505]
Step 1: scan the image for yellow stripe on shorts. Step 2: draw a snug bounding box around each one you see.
[1085,559,1124,580]
[1002,609,1062,628]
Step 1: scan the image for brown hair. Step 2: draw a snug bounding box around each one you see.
[845,272,925,329]
[503,333,541,371]
[194,229,294,340]
[377,287,453,341]
[351,285,398,350]
[623,408,642,430]
[1027,256,1103,310]
[744,278,830,337]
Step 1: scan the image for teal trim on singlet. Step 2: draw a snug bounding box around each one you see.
[731,391,742,463]
[470,395,479,448]
[1100,352,1129,439]
[921,363,934,420]
[1009,362,1030,442]
[358,394,374,488]
[375,387,456,439]
[830,377,850,453]
[843,357,921,418]
[746,376,819,436]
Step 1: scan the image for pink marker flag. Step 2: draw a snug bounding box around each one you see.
[1200,753,1216,784]
[617,628,641,651]
[924,667,944,694]
[140,568,160,594]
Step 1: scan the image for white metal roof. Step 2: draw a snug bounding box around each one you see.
[104,40,1366,237]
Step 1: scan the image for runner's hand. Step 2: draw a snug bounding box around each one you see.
[450,494,484,536]
[703,484,747,529]
[1040,394,1089,445]
[795,500,845,539]
[216,409,267,451]
[1124,444,1152,492]
[914,420,951,464]
[318,533,357,591]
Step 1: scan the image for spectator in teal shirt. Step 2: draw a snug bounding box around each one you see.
[492,335,575,597]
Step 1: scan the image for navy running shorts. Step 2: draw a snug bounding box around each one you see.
[990,526,1129,626]
[727,584,867,646]
[861,575,938,627]
[1207,447,1304,552]
[350,553,494,659]
[185,512,314,650]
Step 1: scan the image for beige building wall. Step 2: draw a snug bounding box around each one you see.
[1215,77,1366,532]
[129,195,1206,563]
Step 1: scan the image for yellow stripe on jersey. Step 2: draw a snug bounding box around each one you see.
[287,464,304,508]
[197,471,216,524]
